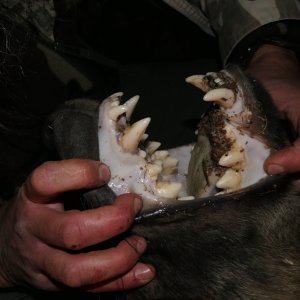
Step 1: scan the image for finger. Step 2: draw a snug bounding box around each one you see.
[264,139,300,175]
[31,194,142,249]
[86,262,155,293]
[42,235,147,288]
[22,159,110,203]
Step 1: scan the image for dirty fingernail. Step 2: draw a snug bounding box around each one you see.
[267,164,285,175]
[135,263,155,281]
[98,164,110,181]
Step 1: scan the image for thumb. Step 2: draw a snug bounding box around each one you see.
[264,138,300,175]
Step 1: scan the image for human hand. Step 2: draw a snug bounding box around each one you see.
[0,159,154,292]
[246,44,300,175]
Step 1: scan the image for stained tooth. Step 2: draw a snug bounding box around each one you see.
[185,75,209,92]
[109,105,128,121]
[162,167,177,176]
[146,163,162,179]
[163,157,178,168]
[219,148,245,167]
[121,117,151,152]
[203,88,235,108]
[124,95,139,121]
[216,169,241,190]
[146,141,161,155]
[156,181,182,198]
[151,150,169,161]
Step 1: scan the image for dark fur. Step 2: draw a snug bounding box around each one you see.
[126,176,300,300]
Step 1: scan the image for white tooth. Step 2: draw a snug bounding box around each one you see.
[163,157,178,168]
[109,105,128,121]
[124,95,139,121]
[219,148,245,167]
[146,141,161,155]
[216,169,241,190]
[151,150,169,161]
[203,88,235,108]
[185,75,208,92]
[142,134,149,141]
[156,181,182,198]
[177,196,195,201]
[152,159,163,167]
[121,117,151,152]
[146,163,162,179]
[139,150,147,158]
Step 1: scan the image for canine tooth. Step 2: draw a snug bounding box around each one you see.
[185,75,209,92]
[219,148,245,167]
[121,118,151,152]
[216,169,241,190]
[178,196,195,201]
[152,150,169,160]
[146,141,161,154]
[146,163,162,179]
[156,181,182,198]
[203,88,235,108]
[163,157,178,168]
[109,105,128,121]
[124,95,139,121]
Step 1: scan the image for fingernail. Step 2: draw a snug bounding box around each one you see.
[136,237,147,254]
[267,164,285,175]
[135,264,155,281]
[134,197,142,214]
[98,164,110,182]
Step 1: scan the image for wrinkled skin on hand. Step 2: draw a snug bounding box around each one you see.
[246,44,300,177]
[0,159,155,292]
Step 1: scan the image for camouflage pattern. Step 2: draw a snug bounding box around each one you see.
[1,0,300,63]
[163,0,300,63]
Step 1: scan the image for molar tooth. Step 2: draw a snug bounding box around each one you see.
[219,148,245,167]
[121,117,151,152]
[151,150,169,161]
[109,105,128,121]
[139,149,147,158]
[156,181,182,198]
[146,163,163,180]
[163,157,178,168]
[124,95,139,121]
[146,141,161,155]
[203,88,235,108]
[216,169,242,190]
[152,159,163,167]
[185,75,209,92]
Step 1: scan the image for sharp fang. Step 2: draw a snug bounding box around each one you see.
[216,169,241,190]
[146,163,162,180]
[219,148,245,168]
[151,150,169,160]
[146,141,161,155]
[203,88,235,108]
[124,95,139,121]
[109,105,128,121]
[185,75,209,92]
[163,157,178,168]
[156,181,182,198]
[121,117,151,152]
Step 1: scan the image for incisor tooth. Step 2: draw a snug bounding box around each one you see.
[124,95,139,121]
[219,148,245,167]
[185,75,209,92]
[156,181,182,198]
[146,141,161,155]
[121,117,151,152]
[109,105,127,121]
[203,88,235,108]
[216,169,241,190]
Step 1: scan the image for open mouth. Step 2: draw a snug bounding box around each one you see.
[97,65,288,213]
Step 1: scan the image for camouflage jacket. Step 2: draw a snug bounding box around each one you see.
[2,0,300,64]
